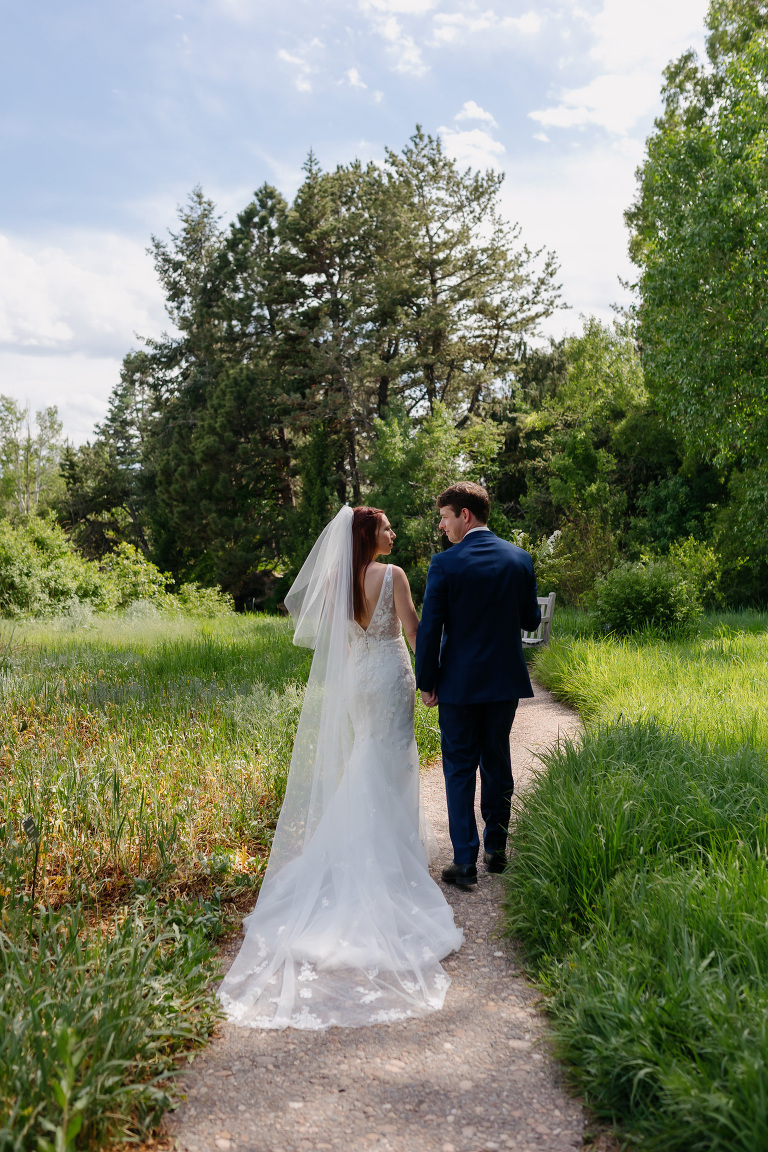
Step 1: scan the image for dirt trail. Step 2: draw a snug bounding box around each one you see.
[166,682,583,1152]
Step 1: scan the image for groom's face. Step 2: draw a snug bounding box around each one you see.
[438,505,468,543]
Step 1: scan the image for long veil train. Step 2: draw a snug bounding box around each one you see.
[219,507,462,1029]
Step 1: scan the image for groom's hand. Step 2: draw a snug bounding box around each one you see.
[421,689,438,708]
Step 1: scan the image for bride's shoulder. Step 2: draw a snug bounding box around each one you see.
[389,565,411,588]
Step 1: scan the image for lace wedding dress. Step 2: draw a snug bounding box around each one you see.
[219,515,462,1031]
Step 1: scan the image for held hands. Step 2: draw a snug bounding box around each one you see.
[420,689,438,708]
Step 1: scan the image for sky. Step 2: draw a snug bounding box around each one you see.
[0,0,710,443]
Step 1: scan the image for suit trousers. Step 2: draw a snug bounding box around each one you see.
[438,699,518,868]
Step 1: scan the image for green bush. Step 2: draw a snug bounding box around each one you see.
[0,519,235,619]
[666,535,722,606]
[175,581,234,617]
[590,559,702,636]
[98,542,170,607]
[508,528,573,597]
[0,518,116,617]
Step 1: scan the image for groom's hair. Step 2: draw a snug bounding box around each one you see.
[437,482,490,523]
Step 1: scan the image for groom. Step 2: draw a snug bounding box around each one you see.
[415,482,541,890]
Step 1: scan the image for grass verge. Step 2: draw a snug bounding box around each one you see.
[504,614,768,1149]
[535,609,768,753]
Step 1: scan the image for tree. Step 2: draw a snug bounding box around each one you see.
[365,403,506,600]
[0,397,63,516]
[627,0,768,467]
[57,353,154,557]
[82,129,566,599]
[382,129,563,421]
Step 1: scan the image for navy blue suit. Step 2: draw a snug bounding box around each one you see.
[415,530,541,867]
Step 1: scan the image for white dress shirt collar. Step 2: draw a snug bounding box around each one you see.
[464,525,491,537]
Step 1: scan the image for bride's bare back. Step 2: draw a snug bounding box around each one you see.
[357,512,419,649]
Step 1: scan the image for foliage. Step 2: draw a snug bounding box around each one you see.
[0,518,115,618]
[504,719,768,1150]
[666,535,722,605]
[627,0,768,469]
[364,403,507,599]
[0,895,220,1150]
[98,542,170,608]
[175,581,235,618]
[56,357,154,559]
[64,131,560,601]
[507,528,571,597]
[553,514,619,606]
[513,318,645,535]
[589,559,702,636]
[0,519,235,620]
[0,397,63,518]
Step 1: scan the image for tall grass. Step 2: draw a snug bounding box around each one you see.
[534,613,768,753]
[0,894,221,1151]
[2,615,312,906]
[505,611,768,1149]
[505,724,768,1150]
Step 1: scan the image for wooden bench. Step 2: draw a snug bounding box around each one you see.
[521,592,556,648]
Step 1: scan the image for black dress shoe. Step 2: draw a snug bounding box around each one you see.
[484,851,507,875]
[441,862,478,890]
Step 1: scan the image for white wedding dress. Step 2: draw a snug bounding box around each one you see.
[219,528,462,1031]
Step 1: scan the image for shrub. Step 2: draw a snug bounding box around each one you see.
[175,581,234,617]
[0,518,116,617]
[590,559,702,636]
[666,535,722,606]
[508,528,573,597]
[98,542,171,607]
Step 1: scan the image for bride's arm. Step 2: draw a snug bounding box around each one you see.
[391,566,420,652]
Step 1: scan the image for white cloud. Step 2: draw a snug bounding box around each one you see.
[277,47,313,92]
[432,8,541,44]
[361,0,436,12]
[531,70,662,135]
[0,351,119,444]
[455,100,497,126]
[500,137,646,334]
[0,232,166,441]
[345,67,367,88]
[588,0,708,72]
[439,125,505,170]
[374,15,428,75]
[0,233,165,357]
[530,0,708,136]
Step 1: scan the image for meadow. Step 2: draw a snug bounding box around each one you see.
[0,611,440,1150]
[504,609,768,1151]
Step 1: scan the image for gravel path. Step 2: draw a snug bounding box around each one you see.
[166,681,583,1152]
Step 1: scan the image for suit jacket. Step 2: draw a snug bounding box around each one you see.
[415,530,541,704]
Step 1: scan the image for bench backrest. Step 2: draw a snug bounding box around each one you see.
[521,592,556,647]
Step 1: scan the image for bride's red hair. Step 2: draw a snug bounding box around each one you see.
[352,506,385,624]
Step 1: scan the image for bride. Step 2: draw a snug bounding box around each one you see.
[219,506,463,1030]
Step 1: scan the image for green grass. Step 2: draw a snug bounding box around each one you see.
[534,609,768,753]
[2,615,313,908]
[1,611,440,1149]
[504,611,768,1149]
